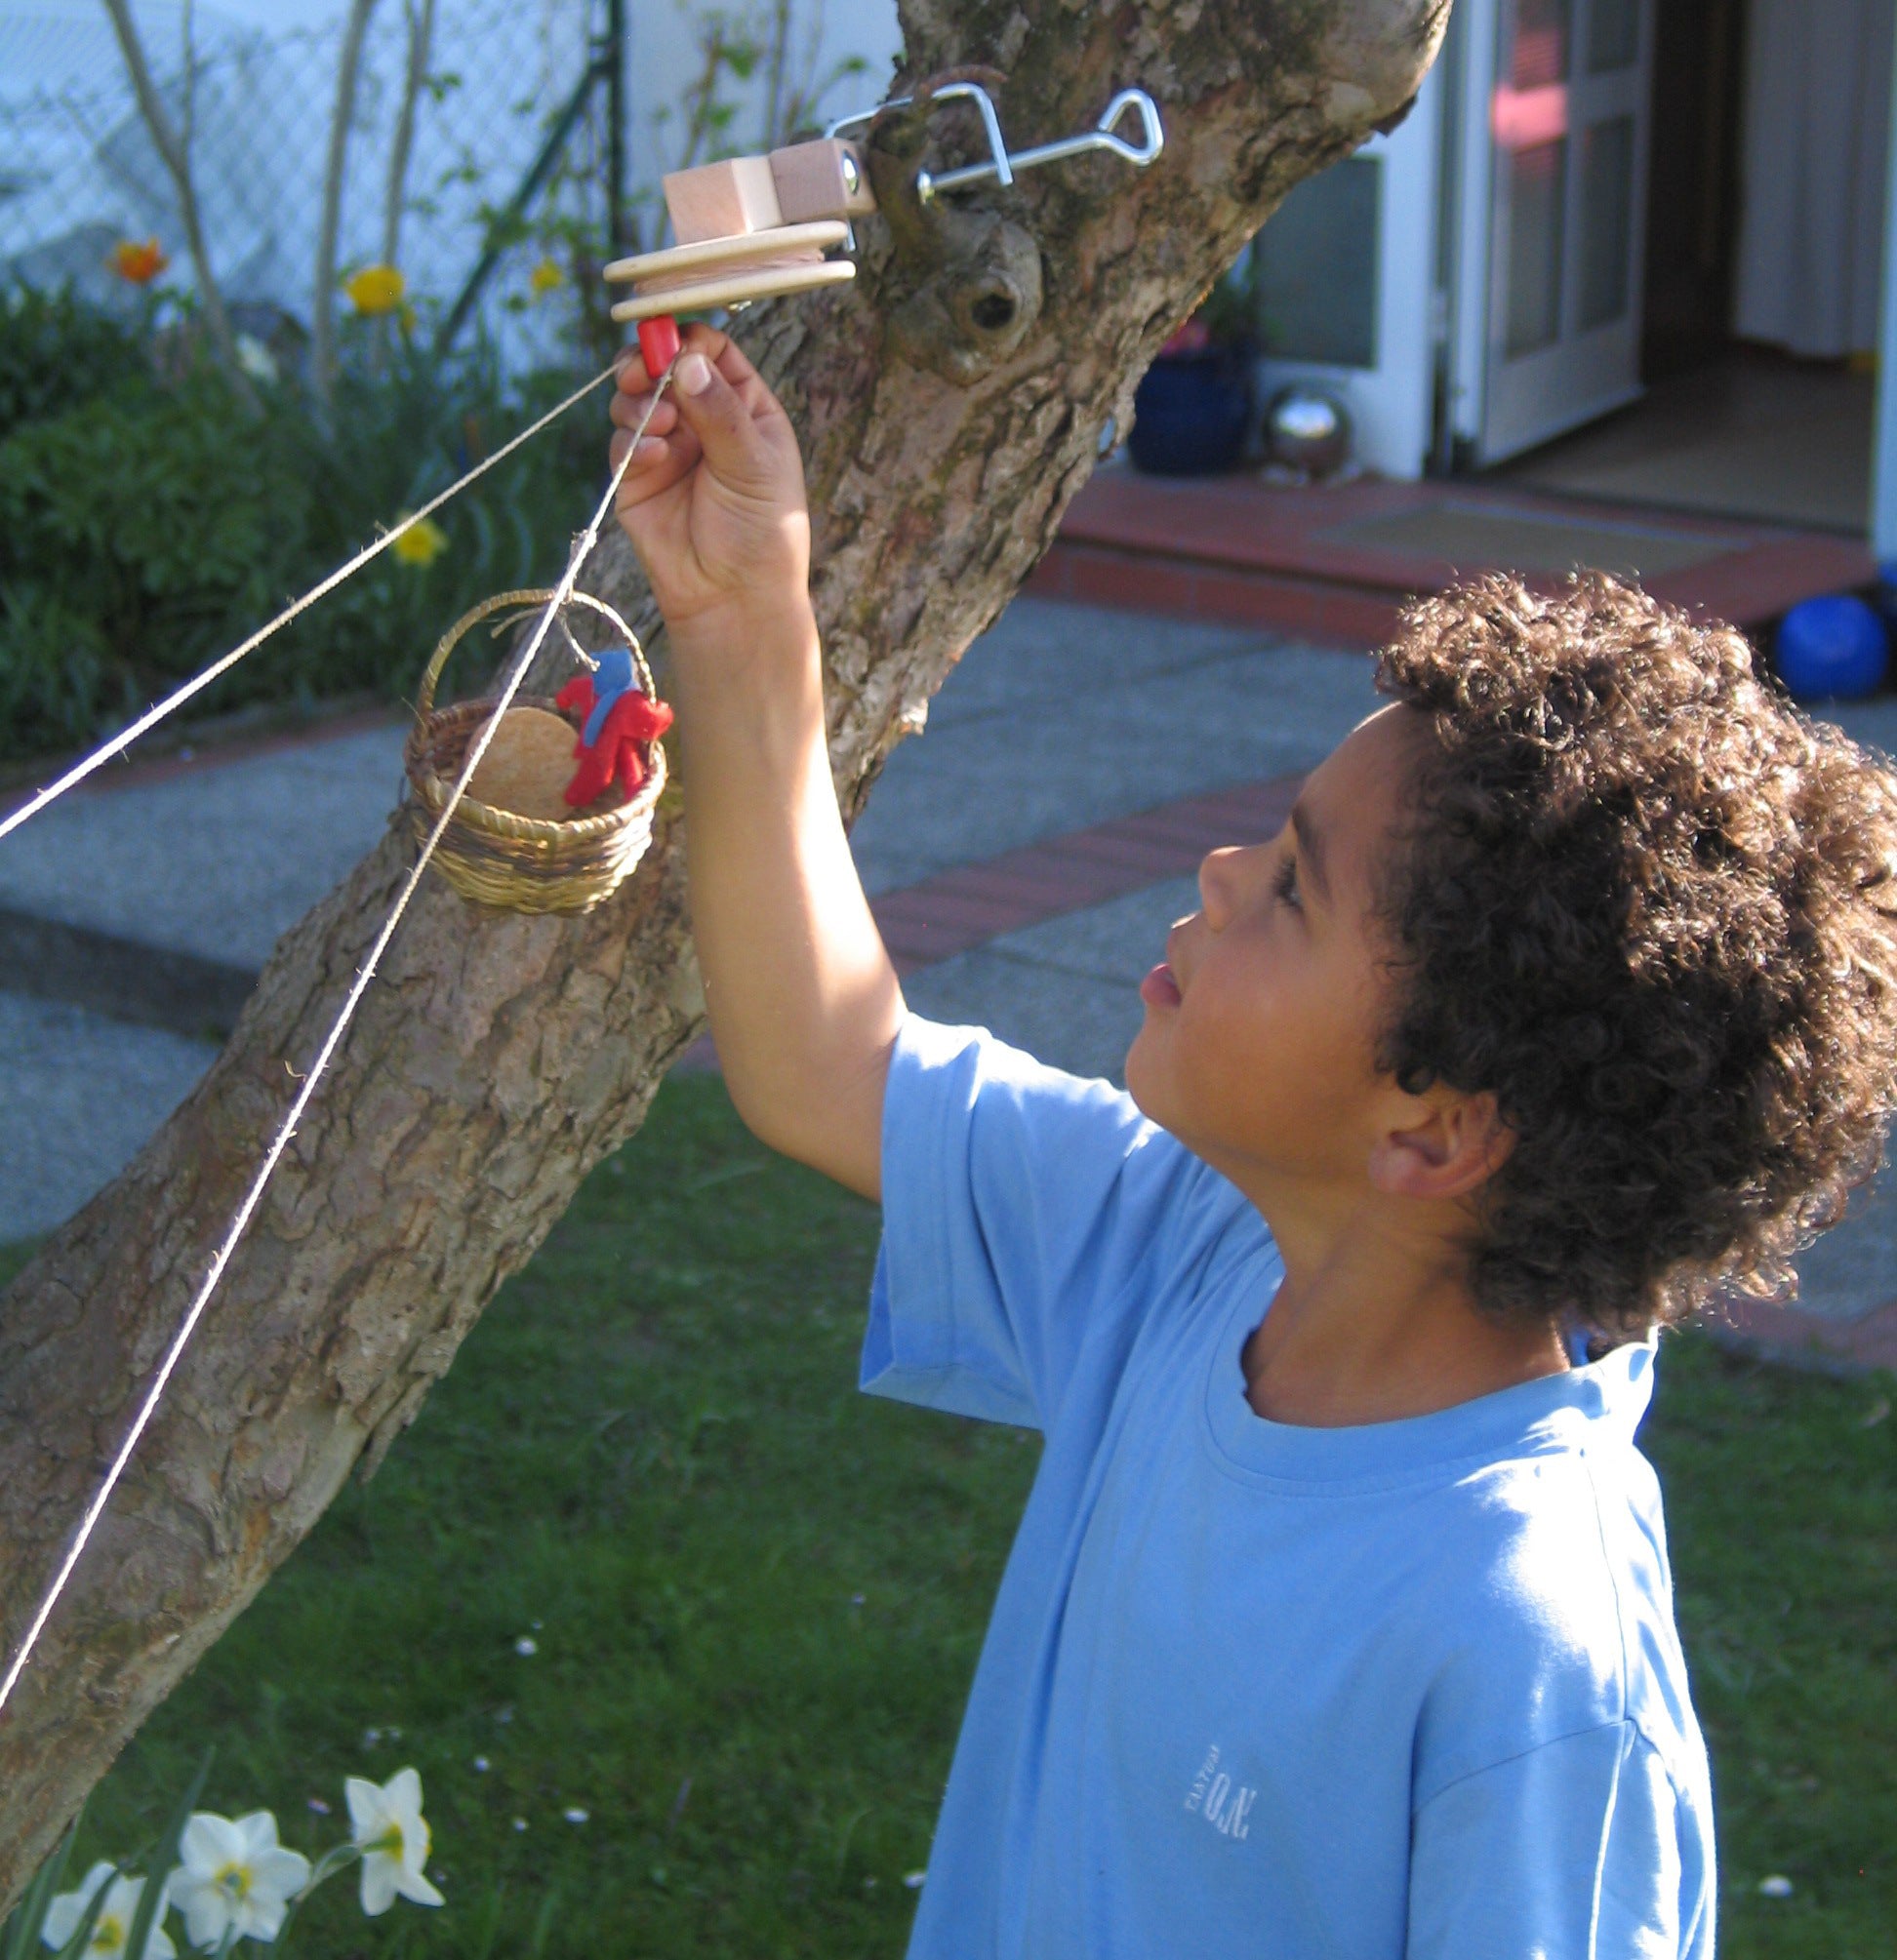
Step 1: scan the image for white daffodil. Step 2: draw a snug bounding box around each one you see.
[39,1861,176,1958]
[344,1768,445,1916]
[170,1810,310,1948]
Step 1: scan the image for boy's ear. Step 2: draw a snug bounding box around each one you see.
[1366,1089,1514,1203]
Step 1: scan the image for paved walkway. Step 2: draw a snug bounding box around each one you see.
[1033,460,1880,649]
[2,595,1893,1371]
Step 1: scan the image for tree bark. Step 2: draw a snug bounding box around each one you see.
[0,0,1448,1902]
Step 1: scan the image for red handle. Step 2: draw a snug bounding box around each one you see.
[637,314,681,377]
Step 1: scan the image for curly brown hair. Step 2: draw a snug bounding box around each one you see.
[1371,572,1897,1343]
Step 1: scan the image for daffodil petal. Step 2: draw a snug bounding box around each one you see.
[180,1887,230,1950]
[359,1856,400,1917]
[252,1844,311,1894]
[396,1865,446,1907]
[344,1774,384,1840]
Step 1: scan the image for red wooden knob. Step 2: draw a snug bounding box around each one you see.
[637,314,681,378]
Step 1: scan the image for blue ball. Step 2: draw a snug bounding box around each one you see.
[1775,595,1889,702]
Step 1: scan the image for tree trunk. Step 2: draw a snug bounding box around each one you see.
[0,0,1447,1902]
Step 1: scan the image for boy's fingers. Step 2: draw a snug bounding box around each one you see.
[608,430,670,497]
[668,341,771,488]
[673,320,787,433]
[609,390,678,436]
[611,420,703,508]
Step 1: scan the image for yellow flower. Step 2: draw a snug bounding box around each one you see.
[528,256,566,298]
[389,515,448,567]
[110,237,168,285]
[343,264,407,316]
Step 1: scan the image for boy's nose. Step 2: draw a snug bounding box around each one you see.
[1198,845,1245,927]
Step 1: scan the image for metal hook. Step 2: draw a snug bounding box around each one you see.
[916,85,1163,203]
[827,85,1008,248]
[826,83,1163,221]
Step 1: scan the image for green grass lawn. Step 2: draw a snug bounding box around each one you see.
[3,1075,1891,1957]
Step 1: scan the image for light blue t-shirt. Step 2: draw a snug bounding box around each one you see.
[862,1018,1716,1960]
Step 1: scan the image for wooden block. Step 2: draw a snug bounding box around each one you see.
[768,138,876,223]
[662,155,784,245]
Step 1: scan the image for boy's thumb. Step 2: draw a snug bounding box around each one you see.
[669,349,761,484]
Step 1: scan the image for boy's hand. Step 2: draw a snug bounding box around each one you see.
[609,323,811,641]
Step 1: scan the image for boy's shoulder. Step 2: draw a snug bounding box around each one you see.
[1410,1386,1705,1807]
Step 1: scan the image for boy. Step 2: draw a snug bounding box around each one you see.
[609,328,1897,1956]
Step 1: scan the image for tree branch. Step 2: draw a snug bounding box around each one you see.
[310,0,383,408]
[382,0,437,270]
[100,0,258,411]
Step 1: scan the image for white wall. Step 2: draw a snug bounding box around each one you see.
[626,0,902,243]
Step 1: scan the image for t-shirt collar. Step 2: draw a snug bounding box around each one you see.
[1200,1253,1658,1489]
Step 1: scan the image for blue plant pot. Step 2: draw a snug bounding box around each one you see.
[1128,350,1252,477]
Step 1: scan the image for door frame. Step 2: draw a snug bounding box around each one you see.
[1444,0,1657,467]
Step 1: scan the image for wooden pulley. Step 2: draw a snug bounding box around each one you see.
[602,86,1165,375]
[604,220,857,323]
[604,136,875,371]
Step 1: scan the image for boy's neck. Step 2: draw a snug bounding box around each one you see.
[1239,1225,1570,1429]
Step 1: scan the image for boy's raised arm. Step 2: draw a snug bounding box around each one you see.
[609,325,903,1200]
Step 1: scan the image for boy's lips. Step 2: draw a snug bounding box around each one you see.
[1140,962,1181,1008]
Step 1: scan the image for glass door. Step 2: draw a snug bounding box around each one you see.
[1455,0,1655,463]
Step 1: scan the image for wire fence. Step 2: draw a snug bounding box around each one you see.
[0,0,614,375]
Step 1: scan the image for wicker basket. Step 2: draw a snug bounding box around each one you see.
[403,586,667,915]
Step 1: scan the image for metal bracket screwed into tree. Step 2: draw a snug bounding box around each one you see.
[829,82,1165,209]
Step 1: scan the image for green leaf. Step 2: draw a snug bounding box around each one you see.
[2,1808,81,1960]
[50,1864,117,1960]
[121,1747,213,1960]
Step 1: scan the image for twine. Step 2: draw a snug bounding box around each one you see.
[0,362,622,848]
[0,366,676,1720]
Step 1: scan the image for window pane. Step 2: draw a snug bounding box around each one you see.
[1505,138,1567,356]
[1512,0,1572,89]
[1253,155,1381,369]
[1589,0,1640,72]
[1578,115,1635,328]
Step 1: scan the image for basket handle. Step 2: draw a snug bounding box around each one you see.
[416,587,655,720]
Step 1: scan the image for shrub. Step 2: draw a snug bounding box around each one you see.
[0,285,141,444]
[0,293,604,763]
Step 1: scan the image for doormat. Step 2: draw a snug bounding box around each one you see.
[1314,501,1748,580]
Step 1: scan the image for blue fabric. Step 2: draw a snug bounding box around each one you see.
[581,648,636,747]
[863,1017,1717,1960]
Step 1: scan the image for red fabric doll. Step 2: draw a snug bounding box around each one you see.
[555,663,673,808]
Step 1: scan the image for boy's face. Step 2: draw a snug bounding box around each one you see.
[1125,704,1423,1195]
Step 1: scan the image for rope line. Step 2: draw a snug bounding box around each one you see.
[0,367,674,1721]
[0,363,622,848]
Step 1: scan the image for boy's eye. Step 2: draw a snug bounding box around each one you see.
[1272,855,1301,909]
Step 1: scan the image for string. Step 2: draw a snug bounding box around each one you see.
[0,362,622,847]
[0,365,676,1721]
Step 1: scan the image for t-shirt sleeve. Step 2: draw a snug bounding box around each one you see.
[1406,1722,1714,1960]
[861,1015,1226,1430]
